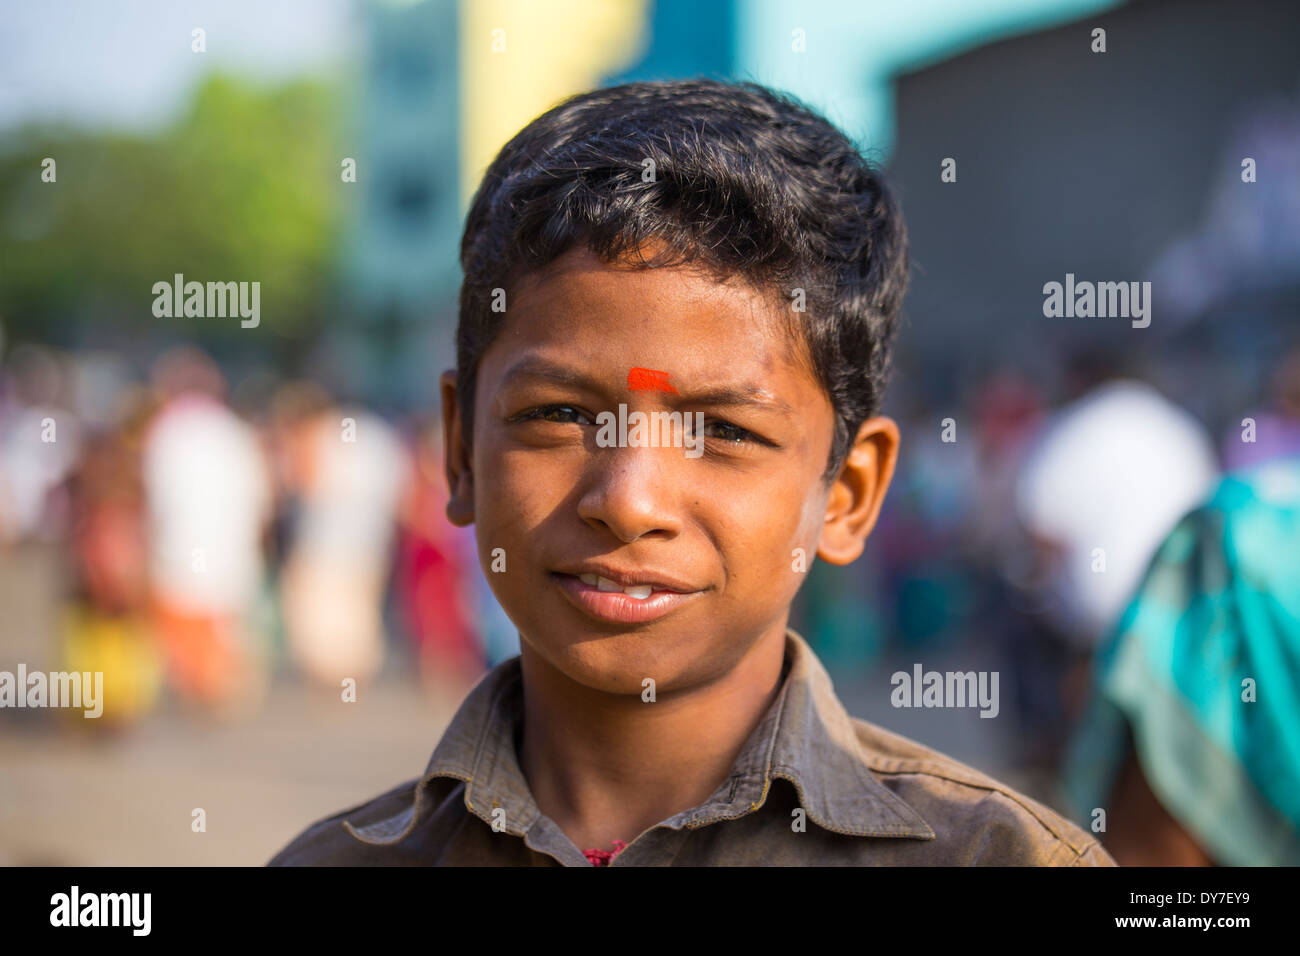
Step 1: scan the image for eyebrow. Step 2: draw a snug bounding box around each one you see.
[500,357,796,415]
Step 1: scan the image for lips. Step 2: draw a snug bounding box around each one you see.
[551,566,706,625]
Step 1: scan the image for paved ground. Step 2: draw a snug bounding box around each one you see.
[0,678,460,866]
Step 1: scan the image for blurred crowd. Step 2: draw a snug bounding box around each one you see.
[847,345,1300,864]
[0,343,518,724]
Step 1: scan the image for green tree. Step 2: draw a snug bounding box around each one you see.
[0,74,343,342]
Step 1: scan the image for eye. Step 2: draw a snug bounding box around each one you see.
[702,418,759,444]
[510,404,593,426]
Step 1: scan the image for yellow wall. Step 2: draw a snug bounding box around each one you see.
[460,0,651,209]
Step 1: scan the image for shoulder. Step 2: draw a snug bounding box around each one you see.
[850,717,1116,866]
[266,778,424,866]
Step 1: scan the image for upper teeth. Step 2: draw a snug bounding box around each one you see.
[579,574,654,599]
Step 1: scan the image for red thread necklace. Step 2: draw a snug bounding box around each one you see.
[582,840,627,866]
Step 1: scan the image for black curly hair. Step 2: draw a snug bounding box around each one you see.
[455,77,909,481]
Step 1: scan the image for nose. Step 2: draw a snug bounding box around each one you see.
[576,445,684,543]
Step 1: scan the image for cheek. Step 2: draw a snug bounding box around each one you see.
[794,482,830,547]
[471,441,573,557]
[714,472,826,583]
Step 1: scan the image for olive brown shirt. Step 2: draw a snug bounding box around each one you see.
[268,629,1116,866]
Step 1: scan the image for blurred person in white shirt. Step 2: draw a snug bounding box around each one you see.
[142,348,273,713]
[278,405,408,687]
[1016,377,1220,651]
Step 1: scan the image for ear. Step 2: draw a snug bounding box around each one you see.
[439,369,475,527]
[817,416,899,565]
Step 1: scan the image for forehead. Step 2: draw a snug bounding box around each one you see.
[490,245,816,392]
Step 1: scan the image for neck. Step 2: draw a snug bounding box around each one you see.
[517,622,788,853]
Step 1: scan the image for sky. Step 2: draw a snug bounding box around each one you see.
[0,0,356,131]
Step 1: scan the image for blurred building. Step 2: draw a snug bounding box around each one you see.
[887,0,1300,413]
[335,0,462,410]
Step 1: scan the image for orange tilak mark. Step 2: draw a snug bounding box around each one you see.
[627,367,679,395]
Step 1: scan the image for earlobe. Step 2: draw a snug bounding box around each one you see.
[816,416,899,566]
[439,369,475,527]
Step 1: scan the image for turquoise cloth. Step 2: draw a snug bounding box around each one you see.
[1063,455,1300,865]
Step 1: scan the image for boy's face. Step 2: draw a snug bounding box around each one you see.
[441,245,898,696]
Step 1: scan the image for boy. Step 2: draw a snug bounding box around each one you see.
[270,78,1115,866]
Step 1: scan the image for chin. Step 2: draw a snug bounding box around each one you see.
[524,622,699,696]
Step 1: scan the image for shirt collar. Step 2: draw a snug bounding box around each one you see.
[345,628,934,848]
